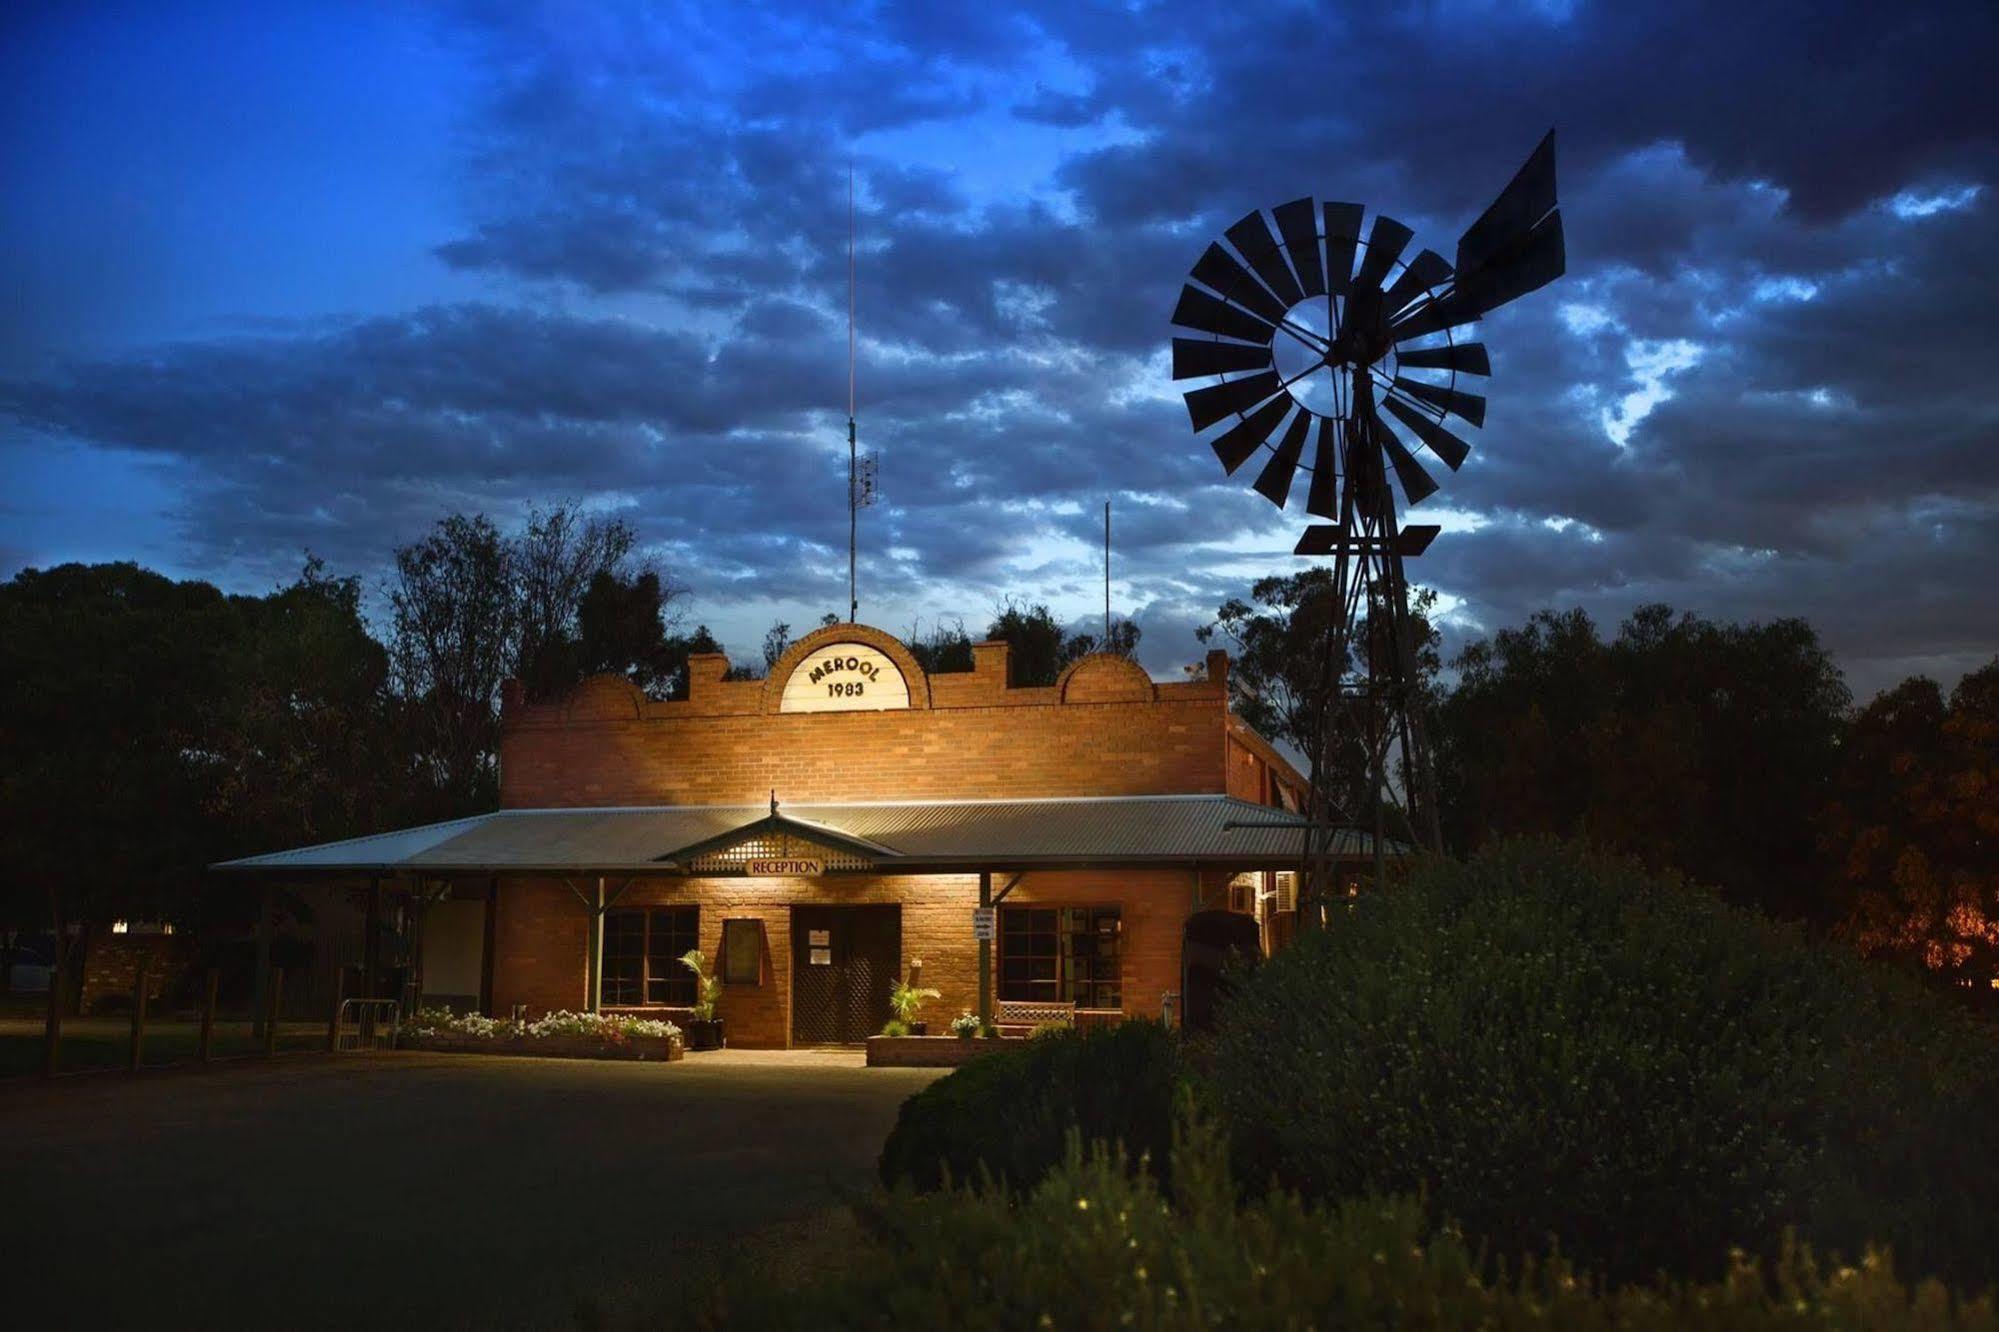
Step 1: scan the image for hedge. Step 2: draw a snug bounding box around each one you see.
[701,1105,1997,1331]
[1210,838,1999,1288]
[877,1019,1184,1192]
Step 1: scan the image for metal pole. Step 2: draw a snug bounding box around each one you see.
[263,966,283,1057]
[199,968,218,1062]
[590,877,606,1013]
[977,871,992,1031]
[251,882,273,1039]
[848,165,859,625]
[361,877,381,1043]
[40,887,63,1078]
[1104,500,1112,646]
[127,953,149,1072]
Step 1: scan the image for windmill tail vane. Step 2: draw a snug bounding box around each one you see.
[1171,130,1566,910]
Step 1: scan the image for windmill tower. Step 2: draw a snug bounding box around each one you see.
[1172,133,1568,915]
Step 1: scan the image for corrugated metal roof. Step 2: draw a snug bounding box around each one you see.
[213,795,1391,874]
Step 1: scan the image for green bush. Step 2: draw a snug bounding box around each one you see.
[705,1105,1998,1331]
[878,1019,1183,1193]
[1210,838,1999,1287]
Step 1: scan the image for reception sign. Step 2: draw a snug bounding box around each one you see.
[779,642,911,713]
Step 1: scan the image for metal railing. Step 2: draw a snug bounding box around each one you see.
[334,998,400,1052]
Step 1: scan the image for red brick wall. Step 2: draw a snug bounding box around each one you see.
[79,935,200,1013]
[497,624,1269,808]
[490,868,1196,1048]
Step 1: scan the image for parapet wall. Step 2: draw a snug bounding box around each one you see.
[497,622,1299,808]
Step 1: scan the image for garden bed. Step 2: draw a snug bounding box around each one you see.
[402,1031,683,1062]
[401,1009,684,1063]
[866,1035,1013,1067]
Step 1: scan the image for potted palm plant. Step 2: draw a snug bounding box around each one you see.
[680,948,725,1050]
[885,964,942,1037]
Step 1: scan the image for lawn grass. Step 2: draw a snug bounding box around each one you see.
[0,1018,332,1077]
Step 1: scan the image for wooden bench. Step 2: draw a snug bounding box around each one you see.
[996,999,1074,1037]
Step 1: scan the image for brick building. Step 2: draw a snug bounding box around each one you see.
[221,622,1372,1047]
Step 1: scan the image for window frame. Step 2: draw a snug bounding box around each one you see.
[997,903,1122,1011]
[601,905,699,1008]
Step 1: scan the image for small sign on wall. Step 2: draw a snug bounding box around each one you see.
[809,947,832,966]
[972,907,996,941]
[745,858,824,877]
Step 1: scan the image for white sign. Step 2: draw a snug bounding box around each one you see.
[972,907,996,942]
[779,642,911,713]
[744,857,823,877]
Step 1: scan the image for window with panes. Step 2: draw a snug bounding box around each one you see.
[602,907,699,1006]
[998,906,1121,1009]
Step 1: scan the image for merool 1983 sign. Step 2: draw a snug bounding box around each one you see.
[779,642,910,713]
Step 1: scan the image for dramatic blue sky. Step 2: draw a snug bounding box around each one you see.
[5,1,1996,694]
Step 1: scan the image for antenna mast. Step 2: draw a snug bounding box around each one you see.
[1104,500,1112,647]
[848,166,858,624]
[845,167,877,623]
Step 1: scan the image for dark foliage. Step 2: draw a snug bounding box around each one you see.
[1824,661,1999,980]
[1435,604,1849,922]
[984,599,1139,687]
[877,1021,1184,1193]
[700,1108,1999,1332]
[1210,839,1999,1288]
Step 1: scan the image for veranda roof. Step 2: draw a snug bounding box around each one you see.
[212,795,1390,876]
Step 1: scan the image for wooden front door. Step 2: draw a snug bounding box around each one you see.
[790,906,900,1046]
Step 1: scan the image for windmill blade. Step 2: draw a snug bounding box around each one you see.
[1394,341,1490,376]
[1304,417,1342,517]
[1386,288,1477,342]
[1272,198,1325,297]
[1322,201,1364,296]
[1454,212,1565,319]
[1457,129,1558,279]
[1172,337,1274,380]
[1371,409,1441,505]
[1380,248,1454,320]
[1172,284,1276,345]
[1184,369,1284,432]
[1191,243,1288,326]
[1208,396,1293,475]
[1383,394,1473,470]
[1352,215,1414,299]
[1252,410,1312,508]
[1392,375,1486,428]
[1225,210,1306,308]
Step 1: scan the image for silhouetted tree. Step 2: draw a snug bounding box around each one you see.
[1435,604,1849,922]
[1828,658,1999,979]
[906,618,977,674]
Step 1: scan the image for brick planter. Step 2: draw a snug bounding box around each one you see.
[866,1035,1015,1068]
[402,1032,684,1062]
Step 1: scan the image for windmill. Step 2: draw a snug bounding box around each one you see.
[1174,132,1566,911]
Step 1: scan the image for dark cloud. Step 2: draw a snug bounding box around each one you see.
[4,0,1996,690]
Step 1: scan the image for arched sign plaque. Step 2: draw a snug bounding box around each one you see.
[779,642,911,713]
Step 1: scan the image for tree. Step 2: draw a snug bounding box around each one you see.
[761,621,791,673]
[1827,659,1999,980]
[982,600,1137,687]
[386,514,516,811]
[906,618,977,675]
[575,570,687,698]
[1435,604,1849,922]
[1199,570,1439,826]
[513,504,641,701]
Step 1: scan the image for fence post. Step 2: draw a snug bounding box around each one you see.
[127,953,150,1072]
[326,967,345,1052]
[263,965,283,1057]
[41,890,64,1078]
[198,968,218,1062]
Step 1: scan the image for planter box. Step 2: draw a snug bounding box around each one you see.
[403,1032,684,1062]
[866,1035,1015,1068]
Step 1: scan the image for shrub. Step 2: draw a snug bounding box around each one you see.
[948,1011,981,1039]
[1210,838,1999,1288]
[704,1104,1999,1331]
[878,1020,1183,1193]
